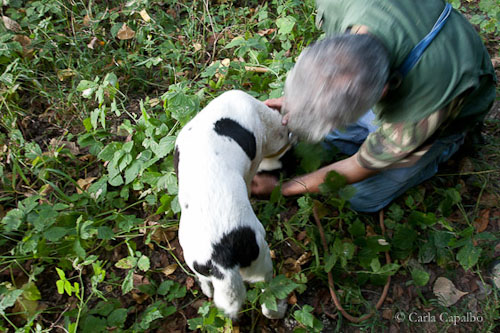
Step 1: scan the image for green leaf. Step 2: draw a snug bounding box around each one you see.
[97,226,115,240]
[124,160,142,184]
[267,275,298,299]
[156,136,176,158]
[55,268,66,280]
[98,142,121,161]
[294,142,327,173]
[294,305,315,328]
[276,16,296,34]
[318,170,347,195]
[139,305,164,330]
[432,230,453,248]
[43,226,68,242]
[31,204,58,232]
[108,308,128,327]
[260,290,278,312]
[0,289,23,315]
[166,283,186,301]
[1,208,24,232]
[409,211,437,227]
[73,239,86,258]
[348,219,365,238]
[80,220,96,239]
[81,315,107,333]
[370,258,381,272]
[387,203,404,222]
[392,224,417,250]
[324,253,337,273]
[457,241,482,271]
[224,37,246,49]
[122,270,134,295]
[89,301,116,316]
[21,282,41,301]
[56,280,65,294]
[137,255,150,272]
[157,280,174,296]
[411,269,430,286]
[115,257,137,269]
[418,241,436,264]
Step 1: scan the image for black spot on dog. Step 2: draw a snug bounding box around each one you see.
[184,204,189,209]
[212,226,259,269]
[174,146,180,177]
[214,118,256,160]
[193,260,224,280]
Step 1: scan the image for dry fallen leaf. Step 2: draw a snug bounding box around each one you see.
[366,225,377,237]
[433,277,468,307]
[117,23,135,40]
[39,184,53,197]
[87,36,98,49]
[76,177,97,194]
[473,209,490,233]
[132,292,149,304]
[288,292,297,305]
[382,309,393,320]
[2,16,21,32]
[139,9,151,22]
[186,276,195,290]
[257,28,276,36]
[193,42,202,51]
[83,14,91,26]
[244,66,269,73]
[162,264,178,276]
[13,35,31,47]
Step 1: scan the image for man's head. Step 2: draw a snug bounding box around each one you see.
[282,34,390,142]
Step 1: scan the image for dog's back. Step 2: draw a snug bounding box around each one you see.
[174,90,289,319]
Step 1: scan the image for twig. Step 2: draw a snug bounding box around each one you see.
[312,208,391,323]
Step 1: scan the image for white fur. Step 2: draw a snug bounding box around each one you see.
[175,90,289,319]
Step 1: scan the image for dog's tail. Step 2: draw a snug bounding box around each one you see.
[211,267,246,319]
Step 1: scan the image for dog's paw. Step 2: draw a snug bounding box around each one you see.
[261,298,287,319]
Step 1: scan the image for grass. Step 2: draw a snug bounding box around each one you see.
[0,0,499,332]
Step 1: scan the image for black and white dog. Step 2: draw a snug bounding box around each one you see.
[174,90,290,319]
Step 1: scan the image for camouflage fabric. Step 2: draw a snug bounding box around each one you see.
[357,96,465,170]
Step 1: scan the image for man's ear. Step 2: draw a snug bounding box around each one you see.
[282,113,290,126]
[381,84,389,98]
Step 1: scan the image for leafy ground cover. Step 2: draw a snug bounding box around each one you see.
[0,0,499,332]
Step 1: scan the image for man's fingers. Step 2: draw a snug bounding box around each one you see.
[264,97,284,111]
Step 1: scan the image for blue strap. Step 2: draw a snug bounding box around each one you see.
[397,3,453,77]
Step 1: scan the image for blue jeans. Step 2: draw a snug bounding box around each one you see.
[323,111,465,212]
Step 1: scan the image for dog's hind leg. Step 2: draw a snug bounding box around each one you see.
[211,268,246,319]
[240,241,288,319]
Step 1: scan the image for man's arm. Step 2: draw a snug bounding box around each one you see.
[281,153,378,196]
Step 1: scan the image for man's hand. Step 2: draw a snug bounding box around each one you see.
[264,97,290,125]
[264,96,284,111]
[251,173,279,196]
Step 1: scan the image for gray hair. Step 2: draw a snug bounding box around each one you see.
[283,34,390,142]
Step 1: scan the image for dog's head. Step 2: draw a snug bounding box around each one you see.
[258,103,294,160]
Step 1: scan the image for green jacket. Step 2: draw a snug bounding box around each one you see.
[315,0,496,132]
